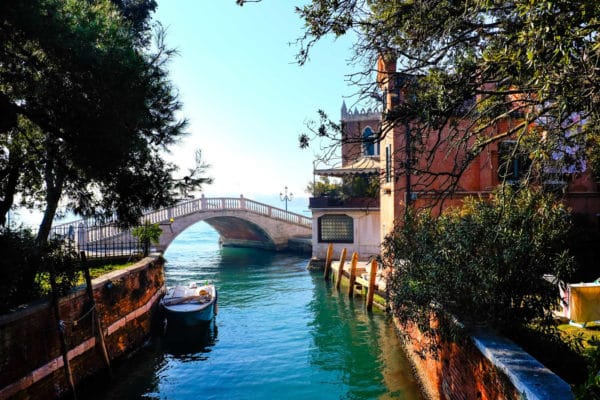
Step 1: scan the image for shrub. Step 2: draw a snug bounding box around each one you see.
[132,221,162,256]
[306,176,379,199]
[575,338,600,399]
[40,239,80,296]
[0,228,79,313]
[0,228,40,312]
[383,186,576,335]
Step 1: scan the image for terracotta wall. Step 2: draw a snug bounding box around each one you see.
[341,117,381,166]
[399,320,519,400]
[0,256,165,400]
[396,317,573,400]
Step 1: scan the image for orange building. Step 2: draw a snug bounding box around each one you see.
[310,57,600,259]
[376,56,600,240]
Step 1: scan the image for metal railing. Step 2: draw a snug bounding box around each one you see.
[50,227,142,259]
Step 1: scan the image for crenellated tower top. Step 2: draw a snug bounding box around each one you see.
[341,100,381,122]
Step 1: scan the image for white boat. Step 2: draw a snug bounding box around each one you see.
[160,282,218,326]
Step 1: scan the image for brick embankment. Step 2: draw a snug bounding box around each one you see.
[0,255,165,400]
[394,317,573,400]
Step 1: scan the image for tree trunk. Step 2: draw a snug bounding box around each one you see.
[36,144,65,244]
[0,163,20,227]
[37,174,63,243]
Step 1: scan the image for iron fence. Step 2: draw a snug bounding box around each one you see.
[50,225,143,259]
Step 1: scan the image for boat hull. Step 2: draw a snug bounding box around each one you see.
[160,284,217,327]
[162,304,215,326]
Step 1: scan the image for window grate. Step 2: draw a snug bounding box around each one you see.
[318,214,354,243]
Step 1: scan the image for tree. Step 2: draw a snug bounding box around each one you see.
[108,0,157,45]
[295,0,600,196]
[172,149,214,200]
[132,220,162,256]
[0,0,204,242]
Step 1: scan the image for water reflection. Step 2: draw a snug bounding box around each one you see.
[308,276,387,398]
[162,320,218,360]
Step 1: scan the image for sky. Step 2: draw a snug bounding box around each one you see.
[11,1,362,226]
[153,1,359,209]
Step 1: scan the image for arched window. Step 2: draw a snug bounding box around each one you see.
[318,214,354,243]
[362,127,379,156]
[498,141,530,183]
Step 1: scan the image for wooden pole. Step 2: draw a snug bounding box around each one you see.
[335,248,347,290]
[81,252,112,377]
[49,270,78,400]
[366,259,378,311]
[348,252,359,297]
[323,243,334,281]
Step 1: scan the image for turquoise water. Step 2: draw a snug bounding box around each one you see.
[88,222,423,400]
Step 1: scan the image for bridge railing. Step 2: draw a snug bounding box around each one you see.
[51,195,312,248]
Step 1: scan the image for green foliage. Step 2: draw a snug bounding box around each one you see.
[587,134,600,182]
[0,0,193,241]
[0,228,79,314]
[0,229,40,312]
[307,175,379,199]
[132,220,162,256]
[383,186,576,335]
[342,175,380,198]
[41,238,80,296]
[171,149,213,200]
[73,261,136,286]
[306,176,343,197]
[575,338,600,399]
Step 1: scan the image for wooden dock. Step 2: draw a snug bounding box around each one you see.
[322,244,387,310]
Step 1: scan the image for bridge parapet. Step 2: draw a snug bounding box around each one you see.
[51,195,311,254]
[139,196,311,227]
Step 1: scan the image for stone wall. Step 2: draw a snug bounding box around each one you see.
[396,317,573,400]
[0,255,165,400]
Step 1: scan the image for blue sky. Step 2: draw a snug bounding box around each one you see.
[14,1,358,226]
[154,1,358,206]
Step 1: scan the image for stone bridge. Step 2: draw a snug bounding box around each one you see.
[52,196,312,254]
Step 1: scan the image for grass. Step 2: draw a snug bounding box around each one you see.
[35,260,138,294]
[554,322,600,398]
[557,321,600,351]
[76,261,137,284]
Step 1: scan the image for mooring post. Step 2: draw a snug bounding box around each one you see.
[49,271,77,400]
[323,243,334,281]
[348,252,359,297]
[81,251,112,377]
[336,248,347,290]
[366,259,378,311]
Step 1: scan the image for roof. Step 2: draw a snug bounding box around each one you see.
[314,157,380,177]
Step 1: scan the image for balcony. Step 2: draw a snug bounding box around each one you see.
[309,196,379,210]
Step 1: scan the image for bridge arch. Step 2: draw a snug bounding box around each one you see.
[154,197,311,252]
[158,211,282,251]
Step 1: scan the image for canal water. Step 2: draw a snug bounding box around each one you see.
[88,222,423,400]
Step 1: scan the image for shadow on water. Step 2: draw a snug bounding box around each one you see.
[79,320,220,400]
[217,246,277,267]
[161,319,219,360]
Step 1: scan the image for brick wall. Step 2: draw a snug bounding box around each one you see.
[0,256,165,400]
[396,317,573,400]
